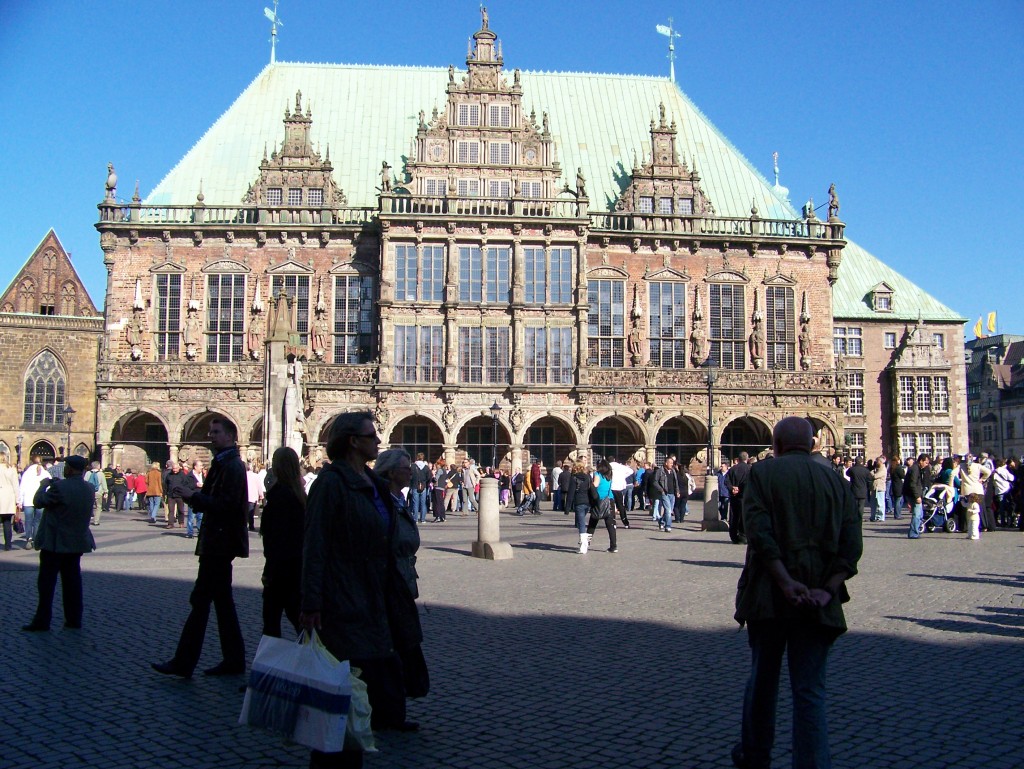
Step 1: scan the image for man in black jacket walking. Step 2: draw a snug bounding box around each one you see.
[152,417,249,678]
[847,456,872,520]
[726,453,752,544]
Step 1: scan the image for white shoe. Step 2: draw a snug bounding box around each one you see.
[578,533,591,554]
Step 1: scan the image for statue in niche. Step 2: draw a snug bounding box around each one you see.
[247,307,265,360]
[310,308,330,361]
[182,304,202,360]
[283,353,307,456]
[628,325,643,366]
[828,183,840,219]
[126,308,145,361]
[799,321,812,369]
[690,321,708,368]
[749,312,765,368]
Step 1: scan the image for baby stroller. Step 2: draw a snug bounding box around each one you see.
[920,485,957,533]
[515,492,536,516]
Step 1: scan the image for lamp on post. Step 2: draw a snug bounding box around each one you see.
[701,360,728,531]
[16,434,23,470]
[64,405,76,459]
[489,401,502,470]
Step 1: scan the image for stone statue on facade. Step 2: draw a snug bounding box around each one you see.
[442,402,457,432]
[126,308,145,361]
[182,303,202,360]
[574,406,590,432]
[827,183,840,220]
[310,309,330,361]
[509,405,524,432]
[575,168,587,199]
[380,161,392,193]
[283,353,307,456]
[750,310,765,369]
[799,321,812,370]
[690,321,708,368]
[374,401,390,433]
[628,325,643,366]
[105,163,117,200]
[248,308,265,360]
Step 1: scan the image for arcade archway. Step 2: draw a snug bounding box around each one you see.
[655,416,707,470]
[112,411,169,471]
[589,415,644,464]
[522,416,576,471]
[389,417,445,463]
[456,416,511,470]
[719,416,772,461]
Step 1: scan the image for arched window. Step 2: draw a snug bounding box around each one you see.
[23,351,66,426]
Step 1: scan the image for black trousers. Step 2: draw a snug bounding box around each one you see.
[261,563,301,638]
[730,497,746,543]
[586,511,617,549]
[171,555,245,673]
[1,513,12,548]
[33,550,83,628]
[612,490,630,525]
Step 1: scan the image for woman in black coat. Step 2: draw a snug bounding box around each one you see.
[259,447,305,638]
[563,460,594,553]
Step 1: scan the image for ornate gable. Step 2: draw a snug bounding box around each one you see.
[242,90,347,210]
[402,10,563,201]
[0,230,99,317]
[614,103,714,216]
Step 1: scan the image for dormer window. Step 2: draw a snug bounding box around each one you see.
[307,189,324,206]
[489,104,510,127]
[266,188,282,206]
[639,196,654,213]
[457,104,481,126]
[288,188,302,206]
[658,197,673,214]
[677,198,693,215]
[869,283,895,313]
[488,142,511,165]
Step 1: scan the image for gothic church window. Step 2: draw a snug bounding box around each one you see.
[23,351,66,426]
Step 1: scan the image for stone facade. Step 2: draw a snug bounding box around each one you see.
[965,334,1024,459]
[0,230,102,468]
[94,14,871,476]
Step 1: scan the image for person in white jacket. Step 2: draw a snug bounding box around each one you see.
[19,456,52,545]
[958,456,992,540]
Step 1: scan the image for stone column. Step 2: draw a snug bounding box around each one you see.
[168,443,179,466]
[509,442,524,475]
[102,443,113,468]
[471,477,512,560]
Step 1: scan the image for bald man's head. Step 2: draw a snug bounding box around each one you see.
[772,417,814,456]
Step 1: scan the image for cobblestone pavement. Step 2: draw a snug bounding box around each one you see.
[3,502,1022,769]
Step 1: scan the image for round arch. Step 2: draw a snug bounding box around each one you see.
[180,410,239,467]
[719,416,773,461]
[388,415,446,464]
[588,414,646,463]
[654,415,708,469]
[520,414,580,471]
[29,440,56,462]
[111,409,171,471]
[807,415,839,454]
[455,416,512,470]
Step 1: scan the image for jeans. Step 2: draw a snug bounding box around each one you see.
[22,506,42,541]
[869,490,886,521]
[574,503,590,534]
[658,495,675,530]
[147,495,161,522]
[553,489,563,512]
[410,489,428,522]
[719,497,731,521]
[187,508,204,537]
[740,620,835,769]
[884,481,894,515]
[623,486,634,513]
[651,499,661,521]
[907,499,923,538]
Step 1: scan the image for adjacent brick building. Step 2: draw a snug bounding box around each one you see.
[965,334,1024,459]
[0,230,102,467]
[92,12,967,473]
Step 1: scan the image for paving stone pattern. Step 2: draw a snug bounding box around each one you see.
[3,504,1022,769]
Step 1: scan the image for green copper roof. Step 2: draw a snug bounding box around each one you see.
[144,61,964,326]
[832,240,966,323]
[147,62,795,218]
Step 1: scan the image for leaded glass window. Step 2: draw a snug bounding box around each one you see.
[333,275,374,363]
[154,274,181,360]
[649,282,687,368]
[23,351,66,426]
[709,284,745,369]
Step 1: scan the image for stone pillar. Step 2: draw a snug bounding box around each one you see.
[702,470,728,532]
[102,443,113,468]
[112,444,125,468]
[471,477,512,560]
[509,443,524,475]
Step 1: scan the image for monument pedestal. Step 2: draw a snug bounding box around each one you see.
[701,474,729,532]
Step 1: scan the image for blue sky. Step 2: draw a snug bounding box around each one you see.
[2,0,1022,336]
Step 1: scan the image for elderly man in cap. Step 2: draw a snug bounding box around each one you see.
[732,417,862,769]
[22,455,97,632]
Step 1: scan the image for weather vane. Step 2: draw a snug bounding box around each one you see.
[264,0,284,65]
[656,18,682,83]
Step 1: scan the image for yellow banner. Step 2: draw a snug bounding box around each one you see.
[987,312,997,333]
[973,317,983,337]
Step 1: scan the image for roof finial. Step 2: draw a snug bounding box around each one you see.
[132,180,141,204]
[655,18,682,83]
[264,0,283,65]
[480,4,489,30]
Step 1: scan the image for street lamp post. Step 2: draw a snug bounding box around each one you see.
[701,361,727,531]
[64,405,76,459]
[489,401,502,470]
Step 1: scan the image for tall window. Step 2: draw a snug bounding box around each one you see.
[459,246,482,302]
[456,141,480,163]
[587,280,625,367]
[457,179,480,197]
[649,282,687,368]
[421,245,444,302]
[334,276,374,363]
[833,326,862,356]
[459,327,482,383]
[485,247,510,303]
[489,104,511,127]
[393,325,443,383]
[395,244,418,301]
[272,275,310,344]
[915,376,932,412]
[488,180,511,198]
[710,284,746,369]
[521,181,542,199]
[206,274,245,362]
[935,433,952,458]
[847,372,864,415]
[524,247,546,304]
[489,142,511,165]
[899,433,916,459]
[526,327,572,385]
[766,286,795,370]
[844,432,866,459]
[457,103,480,126]
[23,351,66,426]
[933,377,949,412]
[550,248,572,303]
[154,274,181,360]
[485,327,510,384]
[899,376,915,412]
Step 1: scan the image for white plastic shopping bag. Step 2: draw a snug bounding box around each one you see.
[239,631,351,752]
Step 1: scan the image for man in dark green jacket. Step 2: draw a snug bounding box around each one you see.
[732,417,862,769]
[152,417,249,678]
